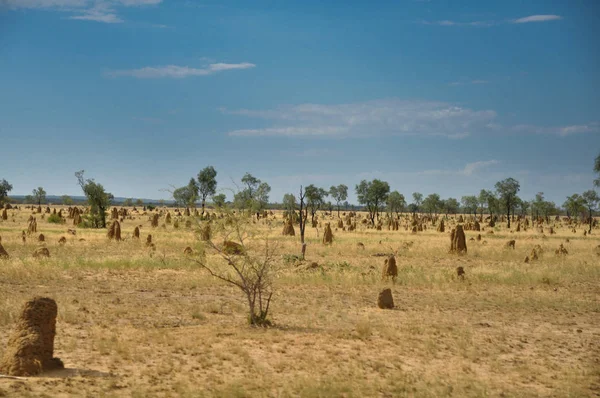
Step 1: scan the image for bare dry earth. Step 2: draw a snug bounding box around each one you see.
[0,206,599,397]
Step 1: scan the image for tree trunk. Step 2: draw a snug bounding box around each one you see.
[589,208,593,233]
[507,199,511,228]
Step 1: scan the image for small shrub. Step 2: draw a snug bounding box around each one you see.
[47,213,65,224]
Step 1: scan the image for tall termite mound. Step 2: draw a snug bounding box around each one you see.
[450,225,467,254]
[0,236,9,259]
[322,223,333,244]
[282,217,295,236]
[436,219,445,233]
[107,220,122,241]
[0,297,64,376]
[382,255,398,281]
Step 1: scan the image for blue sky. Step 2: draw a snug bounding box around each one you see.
[1,0,599,205]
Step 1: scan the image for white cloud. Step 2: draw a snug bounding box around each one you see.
[223,99,497,138]
[512,15,562,24]
[106,62,256,78]
[448,79,489,86]
[462,160,499,176]
[421,20,494,27]
[513,122,599,137]
[2,0,162,23]
[69,4,123,23]
[422,14,562,27]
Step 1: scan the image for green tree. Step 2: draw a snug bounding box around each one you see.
[594,152,600,187]
[329,184,348,217]
[0,179,13,205]
[123,198,134,207]
[212,193,226,209]
[282,193,297,217]
[32,187,46,206]
[255,182,271,212]
[495,178,520,228]
[479,190,497,218]
[518,198,530,216]
[443,198,460,215]
[477,190,488,216]
[387,191,406,217]
[61,195,74,205]
[172,183,196,208]
[532,192,546,219]
[356,179,390,225]
[197,166,217,215]
[304,185,328,225]
[135,198,144,207]
[582,190,600,233]
[411,192,423,214]
[422,193,442,215]
[460,195,478,217]
[75,170,113,228]
[234,173,270,214]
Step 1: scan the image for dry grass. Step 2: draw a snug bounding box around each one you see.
[0,206,599,397]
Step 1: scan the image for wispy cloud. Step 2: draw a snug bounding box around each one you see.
[513,122,599,137]
[420,19,495,27]
[132,116,163,124]
[106,62,256,78]
[223,99,497,138]
[3,0,162,24]
[421,14,562,27]
[462,160,499,176]
[448,79,489,86]
[512,15,563,24]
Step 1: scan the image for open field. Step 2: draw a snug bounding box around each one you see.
[0,206,599,397]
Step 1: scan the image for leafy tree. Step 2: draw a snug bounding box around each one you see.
[135,198,144,207]
[32,187,46,206]
[329,184,348,217]
[518,198,530,216]
[356,179,390,225]
[304,185,328,225]
[495,178,520,228]
[532,192,546,219]
[387,191,406,217]
[61,195,74,205]
[234,173,270,214]
[460,196,478,217]
[477,190,488,216]
[411,192,423,214]
[443,198,460,215]
[212,193,226,208]
[594,152,600,187]
[479,190,498,218]
[422,193,442,215]
[197,166,217,215]
[0,179,12,205]
[123,198,134,207]
[282,193,296,217]
[582,190,600,233]
[173,183,197,208]
[255,182,271,212]
[75,170,113,228]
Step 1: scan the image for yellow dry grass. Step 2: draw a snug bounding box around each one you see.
[0,206,599,397]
